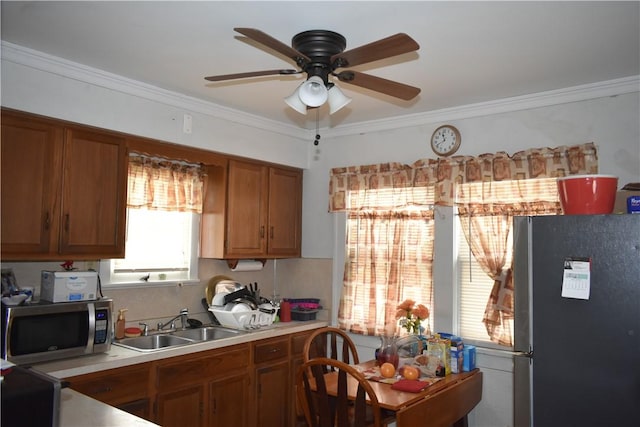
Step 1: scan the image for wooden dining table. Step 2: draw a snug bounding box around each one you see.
[322,361,483,427]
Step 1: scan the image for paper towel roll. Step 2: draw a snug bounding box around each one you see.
[230,260,264,272]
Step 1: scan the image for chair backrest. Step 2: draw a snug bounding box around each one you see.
[303,327,360,371]
[297,357,382,427]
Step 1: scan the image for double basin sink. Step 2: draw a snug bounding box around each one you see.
[114,326,244,352]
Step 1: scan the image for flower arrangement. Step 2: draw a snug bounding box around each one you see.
[396,299,430,335]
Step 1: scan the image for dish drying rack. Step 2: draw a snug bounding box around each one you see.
[209,307,276,330]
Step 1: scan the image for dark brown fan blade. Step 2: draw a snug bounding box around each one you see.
[205,69,299,82]
[331,33,419,68]
[336,70,420,100]
[234,28,310,64]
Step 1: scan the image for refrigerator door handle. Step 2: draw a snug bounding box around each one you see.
[514,350,533,359]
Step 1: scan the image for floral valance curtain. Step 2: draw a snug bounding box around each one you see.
[329,142,598,211]
[127,155,206,213]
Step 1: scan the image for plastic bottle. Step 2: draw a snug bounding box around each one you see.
[115,308,127,339]
[279,300,291,322]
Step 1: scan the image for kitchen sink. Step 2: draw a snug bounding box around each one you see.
[114,334,195,352]
[171,326,243,341]
[113,326,245,352]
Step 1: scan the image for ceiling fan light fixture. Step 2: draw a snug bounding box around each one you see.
[298,75,328,107]
[284,86,308,114]
[327,85,352,114]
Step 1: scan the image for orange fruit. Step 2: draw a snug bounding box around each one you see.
[402,365,420,380]
[380,362,396,378]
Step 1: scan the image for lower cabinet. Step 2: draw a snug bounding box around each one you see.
[64,328,320,427]
[290,330,314,426]
[156,384,204,427]
[253,337,291,426]
[210,373,251,427]
[155,343,250,427]
[65,362,152,420]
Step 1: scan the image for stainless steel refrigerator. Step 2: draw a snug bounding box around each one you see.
[513,214,640,427]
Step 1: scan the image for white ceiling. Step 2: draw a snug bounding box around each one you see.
[1,1,639,131]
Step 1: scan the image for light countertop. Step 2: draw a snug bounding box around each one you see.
[60,388,159,427]
[34,320,327,378]
[35,320,326,427]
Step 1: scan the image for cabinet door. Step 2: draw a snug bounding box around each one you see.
[117,398,150,420]
[290,331,314,426]
[225,160,268,257]
[267,167,302,257]
[1,113,63,257]
[156,384,205,427]
[60,127,127,257]
[256,360,290,427]
[210,374,250,427]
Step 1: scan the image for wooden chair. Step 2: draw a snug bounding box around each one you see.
[297,357,384,427]
[303,327,360,369]
[296,327,361,424]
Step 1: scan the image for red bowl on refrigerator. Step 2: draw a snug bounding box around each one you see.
[557,174,618,215]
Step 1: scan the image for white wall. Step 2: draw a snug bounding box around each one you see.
[306,92,639,427]
[2,45,639,427]
[303,92,640,258]
[0,45,310,169]
[3,45,638,259]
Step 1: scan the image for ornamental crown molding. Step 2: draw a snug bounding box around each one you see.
[3,41,638,140]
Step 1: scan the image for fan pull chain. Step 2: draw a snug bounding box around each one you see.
[313,108,321,146]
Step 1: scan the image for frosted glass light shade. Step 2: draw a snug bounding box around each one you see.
[327,85,352,114]
[284,86,308,114]
[298,76,328,107]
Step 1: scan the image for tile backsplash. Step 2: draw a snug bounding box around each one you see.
[1,258,333,329]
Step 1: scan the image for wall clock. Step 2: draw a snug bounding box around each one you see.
[430,125,461,157]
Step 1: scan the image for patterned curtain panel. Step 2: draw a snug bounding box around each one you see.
[454,142,598,346]
[127,155,205,213]
[338,211,434,336]
[329,163,436,336]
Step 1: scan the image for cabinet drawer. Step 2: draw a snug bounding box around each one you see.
[254,338,289,364]
[157,354,210,390]
[157,344,250,390]
[206,345,250,374]
[291,331,313,356]
[67,363,150,405]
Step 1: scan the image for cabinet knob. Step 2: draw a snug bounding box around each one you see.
[260,226,265,238]
[44,212,50,230]
[93,385,112,394]
[270,226,274,239]
[64,214,70,231]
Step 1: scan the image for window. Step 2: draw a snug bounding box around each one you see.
[101,155,204,287]
[329,143,597,342]
[456,177,559,347]
[101,209,199,285]
[339,185,435,336]
[457,218,513,345]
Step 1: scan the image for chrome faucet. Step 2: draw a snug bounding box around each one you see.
[139,322,149,336]
[157,308,189,331]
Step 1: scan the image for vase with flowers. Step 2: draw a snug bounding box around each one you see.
[396,299,430,336]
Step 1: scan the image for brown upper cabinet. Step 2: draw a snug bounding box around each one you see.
[201,159,302,260]
[1,109,128,260]
[1,109,302,262]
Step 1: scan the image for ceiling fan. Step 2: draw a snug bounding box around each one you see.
[204,28,421,115]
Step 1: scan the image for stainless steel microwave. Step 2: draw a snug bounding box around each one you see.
[1,299,112,365]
